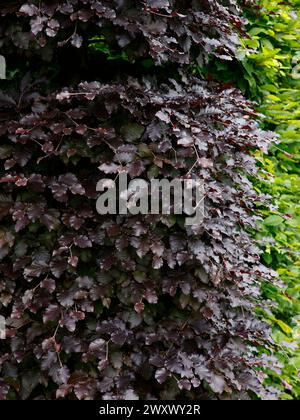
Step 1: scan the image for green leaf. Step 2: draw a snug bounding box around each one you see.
[263,215,284,226]
[275,320,293,334]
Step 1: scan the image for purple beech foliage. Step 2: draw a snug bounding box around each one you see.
[95,173,205,226]
[1,0,246,64]
[0,0,279,400]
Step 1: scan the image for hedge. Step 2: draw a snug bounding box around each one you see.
[191,0,300,399]
[241,0,300,399]
[0,1,278,400]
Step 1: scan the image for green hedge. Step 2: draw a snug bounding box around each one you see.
[241,0,300,399]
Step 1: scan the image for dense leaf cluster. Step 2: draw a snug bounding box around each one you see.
[240,0,300,398]
[1,0,245,64]
[0,1,277,399]
[189,0,300,398]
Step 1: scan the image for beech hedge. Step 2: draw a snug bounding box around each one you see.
[242,0,300,398]
[0,1,278,400]
[192,0,300,398]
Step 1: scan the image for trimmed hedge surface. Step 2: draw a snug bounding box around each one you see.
[0,1,278,400]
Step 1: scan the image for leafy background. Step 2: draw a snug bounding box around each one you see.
[239,0,300,398]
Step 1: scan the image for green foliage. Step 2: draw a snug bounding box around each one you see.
[241,0,300,97]
[241,0,300,398]
[89,36,130,61]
